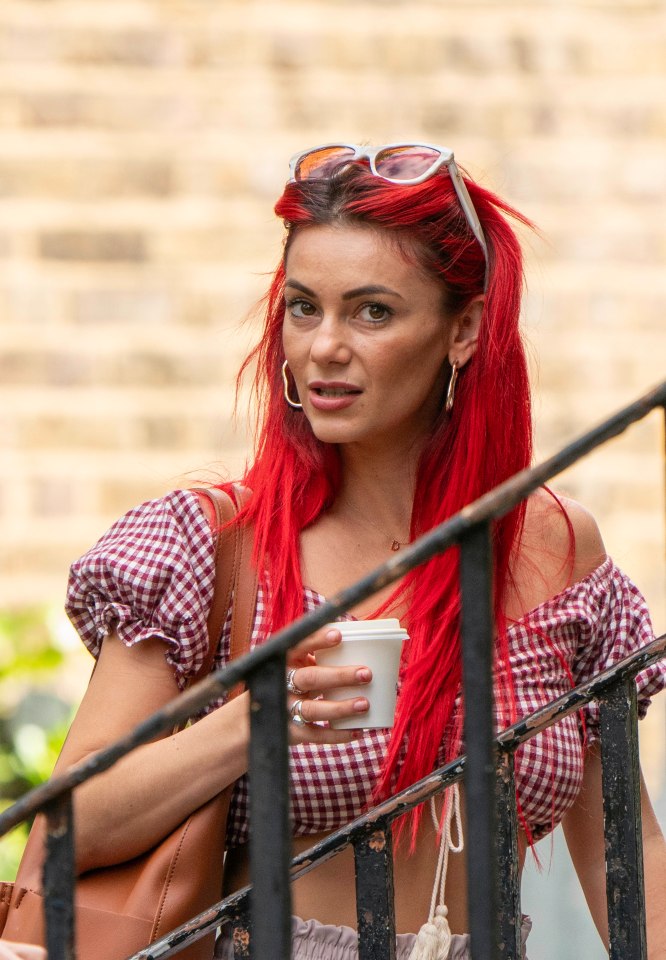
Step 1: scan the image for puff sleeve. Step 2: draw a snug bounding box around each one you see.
[572,560,666,742]
[65,489,216,689]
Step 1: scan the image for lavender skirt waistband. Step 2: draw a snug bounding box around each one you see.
[216,914,532,959]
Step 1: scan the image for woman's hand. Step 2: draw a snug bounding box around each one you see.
[0,942,46,960]
[285,626,371,742]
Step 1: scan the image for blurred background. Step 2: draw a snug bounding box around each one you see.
[0,2,664,957]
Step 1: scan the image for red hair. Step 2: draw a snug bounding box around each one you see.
[234,163,533,838]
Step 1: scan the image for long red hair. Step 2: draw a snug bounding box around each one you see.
[234,163,533,834]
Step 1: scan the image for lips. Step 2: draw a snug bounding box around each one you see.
[309,380,362,397]
[307,380,362,411]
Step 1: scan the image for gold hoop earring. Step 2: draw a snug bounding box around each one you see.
[445,361,459,413]
[282,360,303,410]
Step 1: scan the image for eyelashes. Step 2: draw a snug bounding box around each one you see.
[284,297,317,319]
[284,298,395,325]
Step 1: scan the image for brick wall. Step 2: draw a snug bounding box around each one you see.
[1,0,664,626]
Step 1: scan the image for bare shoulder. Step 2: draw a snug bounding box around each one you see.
[523,489,607,582]
[508,489,608,616]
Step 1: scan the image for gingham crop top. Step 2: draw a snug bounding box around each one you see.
[66,489,666,845]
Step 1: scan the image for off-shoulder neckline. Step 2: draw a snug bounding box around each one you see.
[303,555,617,624]
[509,554,614,624]
[187,489,618,623]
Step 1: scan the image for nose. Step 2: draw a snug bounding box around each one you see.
[309,315,352,367]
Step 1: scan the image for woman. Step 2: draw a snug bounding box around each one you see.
[62,144,666,959]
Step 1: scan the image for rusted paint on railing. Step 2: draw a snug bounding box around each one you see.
[353,822,396,960]
[495,753,521,959]
[599,680,647,960]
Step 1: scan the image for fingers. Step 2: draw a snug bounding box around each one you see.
[287,625,343,665]
[0,943,47,960]
[285,625,374,744]
[291,694,370,726]
[289,663,371,697]
[287,627,371,696]
[288,699,369,745]
[287,683,371,745]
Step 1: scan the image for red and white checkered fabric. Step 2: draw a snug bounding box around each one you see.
[66,490,665,846]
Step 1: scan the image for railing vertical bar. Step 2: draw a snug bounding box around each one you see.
[495,751,521,959]
[353,821,396,960]
[598,678,647,960]
[247,654,292,959]
[460,520,497,960]
[43,793,76,960]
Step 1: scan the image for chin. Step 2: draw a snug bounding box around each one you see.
[305,415,362,446]
[310,425,357,446]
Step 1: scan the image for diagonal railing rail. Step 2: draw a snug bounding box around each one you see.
[1,379,665,960]
[129,631,666,960]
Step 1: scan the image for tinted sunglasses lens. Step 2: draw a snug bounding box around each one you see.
[374,146,442,181]
[294,146,357,180]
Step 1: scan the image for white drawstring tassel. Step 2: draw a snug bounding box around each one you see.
[408,782,464,960]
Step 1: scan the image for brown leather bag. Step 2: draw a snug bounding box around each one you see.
[0,486,258,960]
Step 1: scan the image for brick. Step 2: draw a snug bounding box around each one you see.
[57,27,186,68]
[0,158,173,198]
[39,230,147,261]
[16,415,130,450]
[4,281,65,326]
[71,287,173,325]
[97,479,177,517]
[21,92,88,127]
[0,26,58,63]
[0,350,88,386]
[31,477,77,517]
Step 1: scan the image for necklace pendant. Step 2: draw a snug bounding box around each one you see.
[390,539,401,551]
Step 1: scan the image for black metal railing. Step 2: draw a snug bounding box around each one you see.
[1,379,665,960]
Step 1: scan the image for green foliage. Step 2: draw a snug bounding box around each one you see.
[0,608,75,880]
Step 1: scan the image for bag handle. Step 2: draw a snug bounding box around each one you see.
[193,485,258,693]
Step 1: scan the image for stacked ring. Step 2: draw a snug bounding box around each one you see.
[286,668,306,697]
[290,699,311,726]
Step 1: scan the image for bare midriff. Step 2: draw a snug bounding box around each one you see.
[223,791,527,935]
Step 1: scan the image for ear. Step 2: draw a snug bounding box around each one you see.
[447,295,484,370]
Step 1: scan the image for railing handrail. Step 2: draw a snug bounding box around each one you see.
[1,378,665,838]
[127,631,666,959]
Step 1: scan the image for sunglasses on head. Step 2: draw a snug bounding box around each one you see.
[288,142,488,285]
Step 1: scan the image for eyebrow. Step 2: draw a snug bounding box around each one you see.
[285,279,405,301]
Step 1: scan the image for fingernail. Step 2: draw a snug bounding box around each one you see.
[325,629,341,643]
[354,699,369,712]
[355,668,371,683]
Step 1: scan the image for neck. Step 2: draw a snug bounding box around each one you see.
[335,442,419,539]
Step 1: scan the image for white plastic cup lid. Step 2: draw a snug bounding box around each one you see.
[327,618,409,641]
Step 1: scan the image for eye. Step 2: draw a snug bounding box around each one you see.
[285,297,317,319]
[358,302,393,324]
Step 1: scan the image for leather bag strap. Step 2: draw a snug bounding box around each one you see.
[228,485,260,665]
[193,485,258,691]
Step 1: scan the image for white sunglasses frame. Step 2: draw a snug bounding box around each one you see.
[288,141,488,287]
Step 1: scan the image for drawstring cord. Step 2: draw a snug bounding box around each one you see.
[408,782,464,960]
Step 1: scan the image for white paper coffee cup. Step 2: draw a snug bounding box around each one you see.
[316,618,409,729]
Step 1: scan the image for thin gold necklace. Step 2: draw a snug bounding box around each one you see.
[343,502,411,552]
